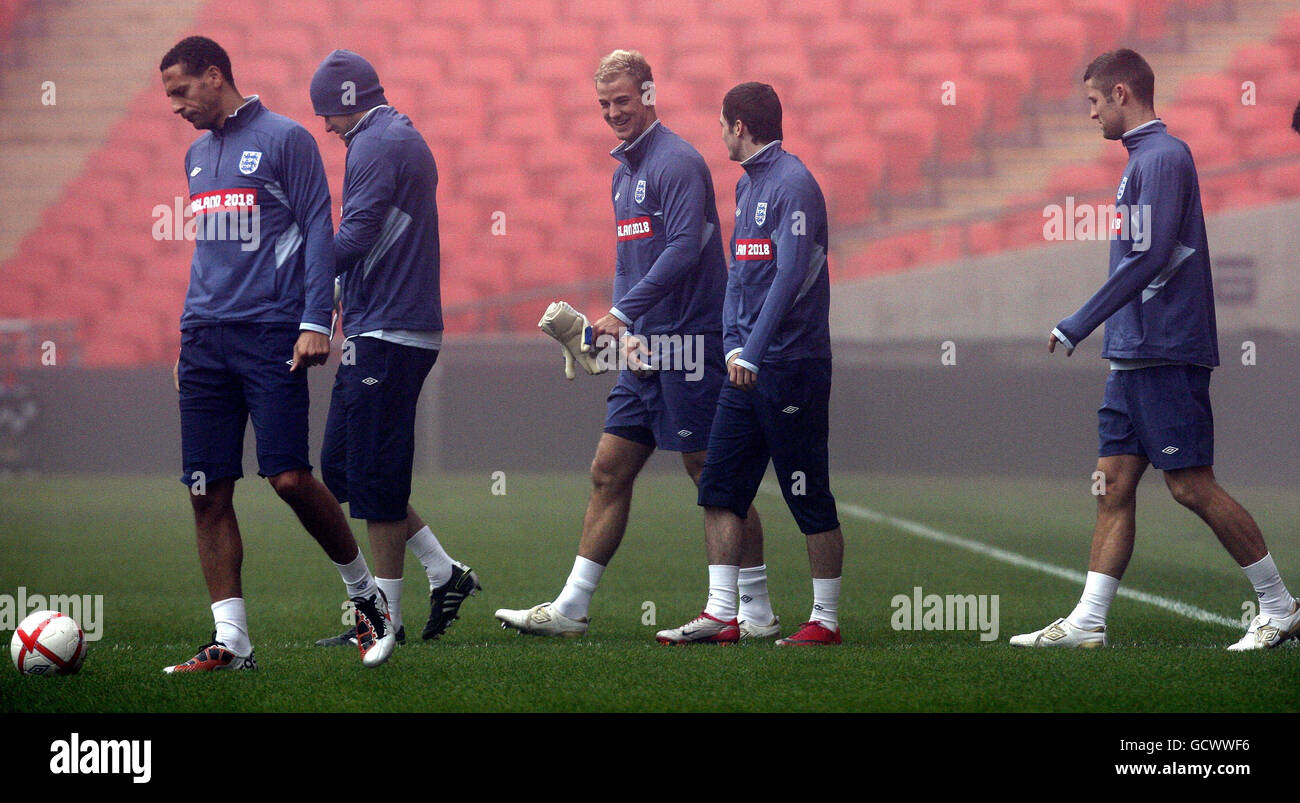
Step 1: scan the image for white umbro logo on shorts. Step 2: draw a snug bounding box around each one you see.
[677,429,692,438]
[782,406,799,414]
[362,377,379,385]
[1161,446,1179,454]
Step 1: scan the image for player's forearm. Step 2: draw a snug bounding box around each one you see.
[612,240,699,322]
[1057,234,1180,345]
[333,213,384,276]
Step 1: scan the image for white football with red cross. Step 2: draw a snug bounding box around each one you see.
[10,610,86,676]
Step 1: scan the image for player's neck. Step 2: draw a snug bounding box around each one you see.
[214,90,249,130]
[1122,110,1158,135]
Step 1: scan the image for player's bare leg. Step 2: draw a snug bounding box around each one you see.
[1087,454,1148,578]
[171,476,259,668]
[1011,454,1147,647]
[270,468,393,665]
[1163,466,1300,648]
[364,505,480,642]
[267,468,359,564]
[575,433,655,565]
[189,477,242,602]
[1163,466,1265,565]
[496,433,653,636]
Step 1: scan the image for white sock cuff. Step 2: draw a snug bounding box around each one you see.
[567,555,606,592]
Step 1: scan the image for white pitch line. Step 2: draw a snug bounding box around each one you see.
[823,495,1239,629]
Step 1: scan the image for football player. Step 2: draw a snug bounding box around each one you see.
[160,36,394,672]
[1013,49,1299,650]
[657,82,844,646]
[307,50,480,649]
[496,51,776,639]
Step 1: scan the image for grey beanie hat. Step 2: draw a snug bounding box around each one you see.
[310,49,387,116]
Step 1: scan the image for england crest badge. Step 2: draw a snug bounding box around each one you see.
[634,179,646,204]
[239,150,262,175]
[755,201,767,226]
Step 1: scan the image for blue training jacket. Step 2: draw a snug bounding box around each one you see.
[1056,120,1219,366]
[181,96,334,333]
[725,141,832,373]
[608,121,727,337]
[335,106,442,335]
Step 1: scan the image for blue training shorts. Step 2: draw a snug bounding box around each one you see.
[603,332,725,453]
[320,336,437,521]
[178,322,311,486]
[1098,364,1214,470]
[697,357,839,535]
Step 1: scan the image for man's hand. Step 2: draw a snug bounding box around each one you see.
[1047,332,1074,357]
[173,357,180,392]
[727,353,756,391]
[591,312,624,340]
[623,334,652,378]
[291,331,332,371]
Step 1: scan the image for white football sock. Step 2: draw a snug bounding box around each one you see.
[211,597,251,655]
[1242,553,1297,618]
[408,525,455,588]
[738,564,775,624]
[810,576,840,631]
[333,548,378,601]
[1066,571,1120,630]
[704,565,740,621]
[376,577,404,631]
[553,555,605,620]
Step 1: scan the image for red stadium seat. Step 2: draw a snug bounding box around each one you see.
[872,107,938,196]
[1245,128,1300,160]
[891,16,955,54]
[969,48,1033,134]
[633,0,701,25]
[1227,44,1290,86]
[1068,0,1137,54]
[489,0,561,24]
[1024,15,1089,101]
[959,15,1020,50]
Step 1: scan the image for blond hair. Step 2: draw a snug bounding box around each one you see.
[595,49,653,86]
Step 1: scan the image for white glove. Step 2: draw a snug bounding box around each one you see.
[539,301,608,380]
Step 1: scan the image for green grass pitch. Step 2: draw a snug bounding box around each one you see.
[1,472,1297,712]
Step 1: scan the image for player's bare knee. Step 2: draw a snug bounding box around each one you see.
[590,456,634,497]
[1165,474,1210,513]
[267,468,309,501]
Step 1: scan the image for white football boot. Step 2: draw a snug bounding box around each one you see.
[1009,617,1107,648]
[495,602,588,637]
[1227,601,1300,651]
[739,615,781,640]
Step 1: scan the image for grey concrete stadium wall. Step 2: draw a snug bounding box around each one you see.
[832,200,1300,341]
[10,332,1300,485]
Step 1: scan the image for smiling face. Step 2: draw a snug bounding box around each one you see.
[597,72,655,142]
[1086,78,1127,140]
[161,63,227,130]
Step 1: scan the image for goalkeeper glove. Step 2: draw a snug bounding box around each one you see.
[539,301,608,379]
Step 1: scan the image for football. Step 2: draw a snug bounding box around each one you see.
[10,610,86,676]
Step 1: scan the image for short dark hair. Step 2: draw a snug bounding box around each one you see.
[1292,99,1300,136]
[723,82,783,144]
[160,36,236,88]
[1083,48,1154,107]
